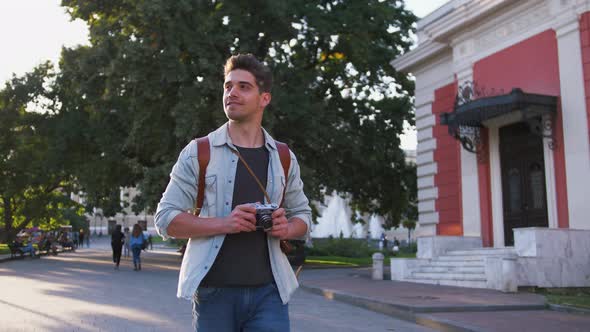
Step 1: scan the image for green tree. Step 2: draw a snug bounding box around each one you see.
[57,0,417,227]
[0,64,86,243]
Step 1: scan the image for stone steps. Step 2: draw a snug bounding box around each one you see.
[398,247,518,290]
[412,271,486,280]
[445,247,517,257]
[428,260,484,267]
[408,277,488,289]
[416,265,485,273]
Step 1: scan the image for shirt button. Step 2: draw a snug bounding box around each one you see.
[215,245,219,249]
[225,202,229,206]
[232,159,236,162]
[204,266,208,269]
[228,180,232,183]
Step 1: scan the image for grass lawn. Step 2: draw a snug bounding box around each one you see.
[306,253,416,267]
[150,235,166,244]
[0,244,9,255]
[538,288,590,310]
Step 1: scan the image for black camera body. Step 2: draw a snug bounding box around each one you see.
[254,203,278,231]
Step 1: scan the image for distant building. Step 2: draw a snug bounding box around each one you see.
[71,187,155,235]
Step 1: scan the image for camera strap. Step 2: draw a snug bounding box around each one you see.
[192,137,290,213]
[229,148,272,204]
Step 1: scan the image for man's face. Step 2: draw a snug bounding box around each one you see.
[223,69,270,122]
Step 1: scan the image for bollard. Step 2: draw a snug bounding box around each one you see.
[372,252,384,280]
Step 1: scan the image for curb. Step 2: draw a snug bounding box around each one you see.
[299,284,548,332]
[549,303,590,316]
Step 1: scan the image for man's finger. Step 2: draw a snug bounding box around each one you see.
[271,208,285,218]
[237,211,256,223]
[236,204,257,213]
[238,219,256,232]
[272,223,288,232]
[273,217,287,225]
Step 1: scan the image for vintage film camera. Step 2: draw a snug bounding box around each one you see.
[253,203,278,231]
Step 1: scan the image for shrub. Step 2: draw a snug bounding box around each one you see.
[307,238,373,258]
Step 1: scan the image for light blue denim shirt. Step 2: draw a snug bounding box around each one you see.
[154,123,312,303]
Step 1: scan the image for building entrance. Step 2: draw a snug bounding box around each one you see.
[500,122,549,245]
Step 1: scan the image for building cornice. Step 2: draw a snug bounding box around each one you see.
[392,0,516,73]
[390,41,450,72]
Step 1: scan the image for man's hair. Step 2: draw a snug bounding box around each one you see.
[224,54,273,93]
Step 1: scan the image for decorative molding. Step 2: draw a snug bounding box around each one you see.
[454,4,551,62]
[423,0,514,42]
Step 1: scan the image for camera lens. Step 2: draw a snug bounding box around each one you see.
[258,214,273,231]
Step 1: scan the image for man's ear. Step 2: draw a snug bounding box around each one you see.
[260,92,271,109]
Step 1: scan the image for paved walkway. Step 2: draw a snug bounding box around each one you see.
[299,267,590,331]
[3,241,589,331]
[0,241,433,331]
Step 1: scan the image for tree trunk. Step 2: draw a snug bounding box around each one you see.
[2,196,13,243]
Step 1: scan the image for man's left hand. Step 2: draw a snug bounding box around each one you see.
[269,208,289,240]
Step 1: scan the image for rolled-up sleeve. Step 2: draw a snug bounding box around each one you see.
[154,141,199,240]
[283,151,313,240]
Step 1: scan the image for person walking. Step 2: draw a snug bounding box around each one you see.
[123,227,131,257]
[111,225,125,270]
[130,224,145,271]
[155,54,312,331]
[78,229,85,249]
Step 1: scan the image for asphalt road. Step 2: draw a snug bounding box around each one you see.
[0,240,436,332]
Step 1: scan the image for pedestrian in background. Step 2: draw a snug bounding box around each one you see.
[130,224,145,271]
[111,225,125,270]
[78,229,85,249]
[123,227,131,257]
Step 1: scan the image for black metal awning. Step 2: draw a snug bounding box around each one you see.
[440,85,558,155]
[440,88,557,128]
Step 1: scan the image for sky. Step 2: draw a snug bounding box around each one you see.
[0,0,450,150]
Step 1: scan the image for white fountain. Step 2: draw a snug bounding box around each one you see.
[311,192,383,239]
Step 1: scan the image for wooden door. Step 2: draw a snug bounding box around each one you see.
[500,122,548,246]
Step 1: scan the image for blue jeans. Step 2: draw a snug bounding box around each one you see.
[192,283,289,332]
[131,246,141,265]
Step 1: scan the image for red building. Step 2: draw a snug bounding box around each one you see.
[391,0,590,291]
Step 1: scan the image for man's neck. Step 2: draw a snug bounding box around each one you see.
[227,121,264,148]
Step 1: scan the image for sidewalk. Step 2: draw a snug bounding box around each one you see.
[298,267,590,332]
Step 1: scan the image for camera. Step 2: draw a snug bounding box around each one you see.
[254,203,278,231]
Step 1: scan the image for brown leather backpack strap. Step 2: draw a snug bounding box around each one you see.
[194,137,210,215]
[275,141,291,207]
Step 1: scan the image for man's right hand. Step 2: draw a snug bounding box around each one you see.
[221,204,257,234]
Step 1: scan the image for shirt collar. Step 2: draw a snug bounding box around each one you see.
[210,122,277,151]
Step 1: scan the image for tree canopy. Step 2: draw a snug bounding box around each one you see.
[0,64,87,242]
[1,0,417,239]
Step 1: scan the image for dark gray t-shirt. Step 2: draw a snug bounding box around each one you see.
[200,146,274,287]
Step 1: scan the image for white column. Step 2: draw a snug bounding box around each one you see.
[542,114,559,229]
[489,126,506,247]
[456,68,482,237]
[556,19,590,230]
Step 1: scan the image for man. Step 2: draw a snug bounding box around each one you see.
[155,54,312,331]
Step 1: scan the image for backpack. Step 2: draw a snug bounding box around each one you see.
[193,137,306,268]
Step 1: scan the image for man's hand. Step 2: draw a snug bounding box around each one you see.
[269,208,290,239]
[221,204,257,234]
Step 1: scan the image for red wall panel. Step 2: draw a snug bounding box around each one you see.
[432,82,463,236]
[473,29,569,229]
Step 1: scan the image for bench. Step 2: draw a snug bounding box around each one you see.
[8,242,24,259]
